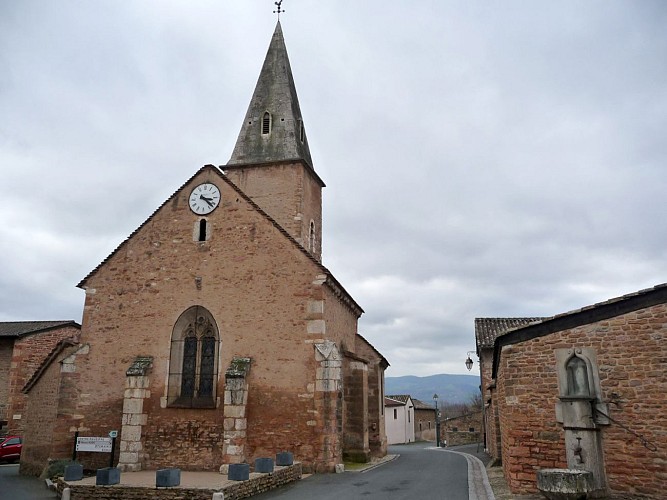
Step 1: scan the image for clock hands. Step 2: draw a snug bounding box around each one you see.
[199,194,215,208]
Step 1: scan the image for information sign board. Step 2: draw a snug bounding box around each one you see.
[75,436,113,453]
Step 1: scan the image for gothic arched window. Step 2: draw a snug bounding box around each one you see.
[566,355,591,398]
[168,306,219,408]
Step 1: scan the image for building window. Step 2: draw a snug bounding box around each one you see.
[299,119,305,142]
[428,421,431,429]
[262,112,271,135]
[408,410,411,423]
[309,220,316,252]
[198,219,207,242]
[469,427,475,433]
[167,306,219,408]
[393,409,397,420]
[419,421,422,431]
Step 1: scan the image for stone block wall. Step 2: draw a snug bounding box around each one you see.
[496,302,667,497]
[443,410,483,447]
[342,357,369,462]
[20,350,66,476]
[0,339,12,427]
[6,325,80,435]
[55,462,302,500]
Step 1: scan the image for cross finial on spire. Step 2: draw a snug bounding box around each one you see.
[273,0,284,19]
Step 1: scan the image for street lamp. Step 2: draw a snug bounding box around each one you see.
[433,393,440,447]
[465,351,476,371]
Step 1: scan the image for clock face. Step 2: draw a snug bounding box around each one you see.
[189,183,221,215]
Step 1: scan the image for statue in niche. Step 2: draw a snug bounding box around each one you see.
[566,355,591,398]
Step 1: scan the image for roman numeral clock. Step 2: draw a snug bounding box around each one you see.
[189,183,220,215]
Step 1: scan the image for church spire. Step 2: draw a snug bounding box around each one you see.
[227,21,313,168]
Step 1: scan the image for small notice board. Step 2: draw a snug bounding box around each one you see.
[76,436,113,453]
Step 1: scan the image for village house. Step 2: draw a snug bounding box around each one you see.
[412,398,436,442]
[476,284,667,498]
[384,395,415,445]
[0,321,80,436]
[19,21,388,476]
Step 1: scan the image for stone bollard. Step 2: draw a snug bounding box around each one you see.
[275,452,293,466]
[255,457,275,473]
[96,467,121,485]
[62,488,71,500]
[64,463,83,481]
[228,463,250,481]
[156,468,181,487]
[335,463,345,473]
[212,492,225,500]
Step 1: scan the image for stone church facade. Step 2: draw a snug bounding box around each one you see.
[20,21,388,475]
[476,284,667,498]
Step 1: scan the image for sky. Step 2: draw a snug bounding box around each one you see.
[1,1,666,378]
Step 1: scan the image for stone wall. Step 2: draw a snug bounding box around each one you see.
[46,169,361,475]
[20,350,66,476]
[443,410,483,447]
[55,463,302,500]
[496,302,667,497]
[226,161,322,261]
[0,339,12,427]
[5,325,80,435]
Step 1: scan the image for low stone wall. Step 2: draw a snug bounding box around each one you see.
[55,463,302,500]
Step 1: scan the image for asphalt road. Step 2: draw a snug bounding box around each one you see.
[0,464,56,500]
[252,443,469,500]
[0,443,478,500]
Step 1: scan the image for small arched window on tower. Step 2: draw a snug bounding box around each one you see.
[309,220,316,252]
[299,119,305,142]
[262,112,271,135]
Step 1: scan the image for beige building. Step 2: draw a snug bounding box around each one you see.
[20,21,388,476]
[384,395,415,445]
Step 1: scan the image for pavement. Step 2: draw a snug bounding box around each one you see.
[445,443,542,500]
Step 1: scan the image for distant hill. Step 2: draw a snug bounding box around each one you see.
[385,374,480,405]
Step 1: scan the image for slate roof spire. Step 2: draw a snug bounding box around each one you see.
[228,21,313,168]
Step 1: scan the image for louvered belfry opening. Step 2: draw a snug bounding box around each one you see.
[168,306,219,408]
[262,111,271,135]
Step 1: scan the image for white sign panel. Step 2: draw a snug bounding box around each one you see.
[76,437,112,453]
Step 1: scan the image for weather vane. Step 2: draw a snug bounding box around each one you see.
[273,0,285,18]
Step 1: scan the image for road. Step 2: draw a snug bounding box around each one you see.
[0,464,56,500]
[252,443,470,500]
[0,443,480,500]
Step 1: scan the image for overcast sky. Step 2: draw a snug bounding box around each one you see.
[2,1,666,379]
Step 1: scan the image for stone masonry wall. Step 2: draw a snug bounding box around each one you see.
[48,168,358,474]
[7,325,80,435]
[497,303,667,497]
[0,339,12,426]
[226,161,322,261]
[56,462,302,500]
[479,348,500,458]
[443,410,483,447]
[19,350,65,476]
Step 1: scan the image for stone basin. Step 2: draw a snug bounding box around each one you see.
[537,469,594,500]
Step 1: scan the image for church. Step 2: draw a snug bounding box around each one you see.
[20,21,388,475]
